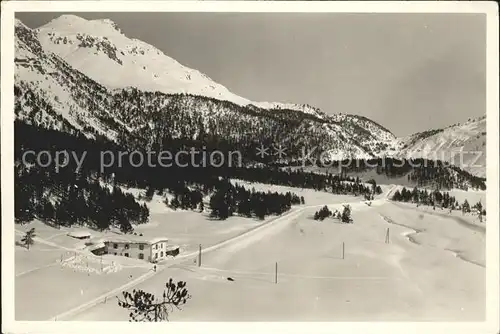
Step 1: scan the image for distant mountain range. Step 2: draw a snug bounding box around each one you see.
[396,116,486,177]
[14,15,486,176]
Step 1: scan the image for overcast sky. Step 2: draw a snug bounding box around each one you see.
[17,12,486,137]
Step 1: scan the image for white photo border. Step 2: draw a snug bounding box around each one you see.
[1,1,499,334]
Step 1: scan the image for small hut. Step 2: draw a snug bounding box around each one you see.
[67,231,92,240]
[88,242,106,256]
[165,245,180,257]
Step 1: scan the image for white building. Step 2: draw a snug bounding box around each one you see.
[102,235,179,263]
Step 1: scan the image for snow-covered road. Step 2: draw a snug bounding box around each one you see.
[64,185,485,321]
[15,184,484,321]
[50,191,386,321]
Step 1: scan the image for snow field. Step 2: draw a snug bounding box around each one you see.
[70,199,485,321]
[15,242,67,277]
[380,202,485,266]
[61,253,123,275]
[15,182,484,321]
[14,201,295,320]
[15,263,149,321]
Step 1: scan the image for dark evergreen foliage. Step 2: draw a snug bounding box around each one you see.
[391,186,485,219]
[209,180,302,220]
[15,121,486,229]
[117,278,191,322]
[280,157,486,191]
[20,228,36,249]
[341,205,353,224]
[313,205,332,221]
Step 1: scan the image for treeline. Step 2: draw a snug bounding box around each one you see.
[164,188,204,212]
[110,88,387,164]
[15,163,149,232]
[228,168,382,198]
[391,187,486,216]
[331,178,382,198]
[407,165,486,191]
[15,122,379,219]
[209,181,304,220]
[15,122,308,225]
[16,121,482,228]
[448,166,487,191]
[279,157,486,191]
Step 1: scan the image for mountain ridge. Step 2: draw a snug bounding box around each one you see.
[35,14,326,116]
[394,116,486,177]
[15,16,398,161]
[14,15,486,176]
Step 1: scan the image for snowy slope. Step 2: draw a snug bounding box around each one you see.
[35,15,397,149]
[14,19,130,141]
[16,14,485,169]
[394,116,486,177]
[15,15,398,161]
[36,15,251,106]
[36,14,323,117]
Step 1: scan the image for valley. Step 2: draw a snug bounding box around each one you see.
[15,184,485,321]
[10,13,489,323]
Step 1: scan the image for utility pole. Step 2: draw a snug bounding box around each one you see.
[385,228,390,244]
[275,262,278,284]
[198,244,202,267]
[342,242,345,259]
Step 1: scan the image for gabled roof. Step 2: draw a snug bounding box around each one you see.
[148,237,169,245]
[88,242,106,251]
[67,231,92,238]
[103,235,168,245]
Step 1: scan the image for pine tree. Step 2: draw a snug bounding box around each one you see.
[313,205,332,221]
[117,278,191,322]
[21,228,36,250]
[341,205,353,224]
[462,199,471,213]
[170,197,180,210]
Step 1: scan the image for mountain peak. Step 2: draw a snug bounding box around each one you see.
[32,15,334,113]
[39,14,122,36]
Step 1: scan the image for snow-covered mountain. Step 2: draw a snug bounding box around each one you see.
[13,14,486,174]
[15,18,127,140]
[35,14,323,116]
[393,116,486,177]
[14,15,399,161]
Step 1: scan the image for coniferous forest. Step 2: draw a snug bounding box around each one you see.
[279,157,486,191]
[15,120,486,228]
[208,181,303,220]
[391,186,486,217]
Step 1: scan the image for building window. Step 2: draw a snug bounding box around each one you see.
[125,244,130,249]
[160,251,163,257]
[125,253,129,257]
[139,244,144,250]
[155,244,158,250]
[114,253,117,255]
[138,253,144,260]
[113,243,118,249]
[155,253,158,259]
